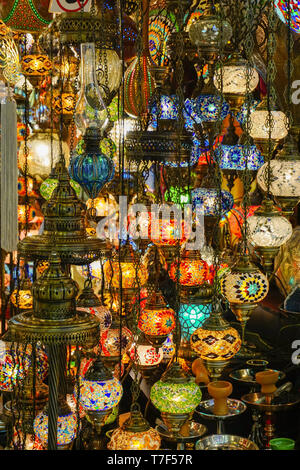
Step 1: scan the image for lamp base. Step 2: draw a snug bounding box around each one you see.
[160,412,190,437]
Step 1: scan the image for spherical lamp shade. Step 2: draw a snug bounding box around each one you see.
[192,188,234,217]
[18,131,69,181]
[275,0,300,33]
[190,325,241,360]
[96,49,122,104]
[257,160,300,198]
[214,62,259,95]
[150,363,202,414]
[100,325,133,358]
[69,151,115,200]
[10,278,33,309]
[0,341,48,392]
[249,109,288,141]
[178,303,212,341]
[33,409,77,448]
[188,15,232,48]
[108,425,161,450]
[138,293,176,340]
[129,344,163,367]
[215,144,264,171]
[124,55,155,118]
[21,46,52,79]
[79,369,122,412]
[169,258,209,286]
[221,270,269,304]
[193,95,230,122]
[248,209,293,248]
[108,409,161,450]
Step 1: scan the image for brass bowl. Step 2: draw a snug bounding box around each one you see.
[195,434,259,450]
[242,392,300,412]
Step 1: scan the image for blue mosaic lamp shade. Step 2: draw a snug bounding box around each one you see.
[79,377,122,411]
[33,411,77,447]
[192,188,234,217]
[236,98,260,125]
[69,152,115,200]
[193,95,230,122]
[149,95,199,131]
[179,303,212,341]
[215,144,264,171]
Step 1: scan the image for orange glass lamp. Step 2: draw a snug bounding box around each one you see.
[108,404,161,450]
[52,82,76,124]
[138,291,176,347]
[123,0,155,119]
[10,278,33,310]
[221,255,269,356]
[21,41,52,87]
[169,248,209,292]
[190,303,241,380]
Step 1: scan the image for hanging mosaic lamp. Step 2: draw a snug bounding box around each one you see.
[169,248,209,290]
[108,405,161,450]
[124,0,155,118]
[138,291,176,347]
[0,20,20,85]
[10,277,33,310]
[150,361,202,435]
[21,41,52,87]
[221,255,269,356]
[247,199,293,274]
[76,279,112,332]
[190,303,241,380]
[257,135,300,216]
[79,356,123,429]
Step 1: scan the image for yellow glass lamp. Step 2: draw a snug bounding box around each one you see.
[10,278,33,310]
[21,41,52,86]
[190,303,241,380]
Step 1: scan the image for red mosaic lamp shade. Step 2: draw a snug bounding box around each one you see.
[2,0,52,33]
[169,249,209,286]
[138,291,176,346]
